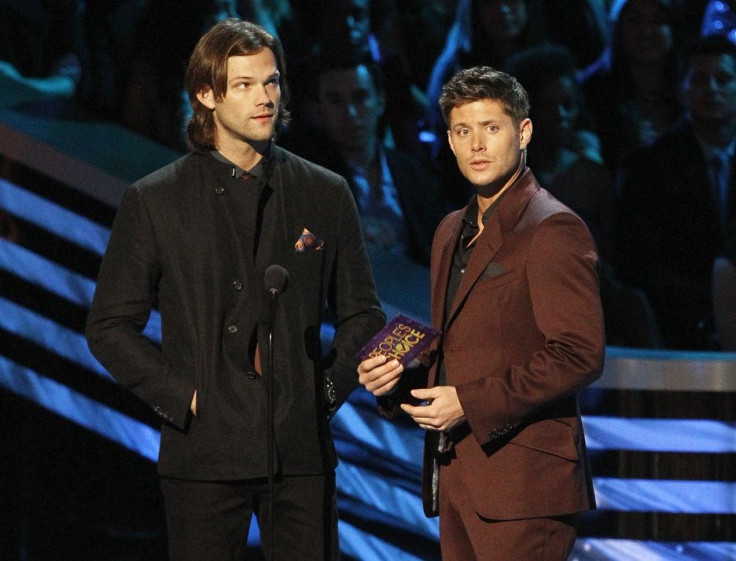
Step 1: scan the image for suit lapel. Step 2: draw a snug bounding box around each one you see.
[446,215,502,328]
[445,169,538,329]
[432,214,462,329]
[257,147,300,273]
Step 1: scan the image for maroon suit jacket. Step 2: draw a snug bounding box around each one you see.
[427,168,605,520]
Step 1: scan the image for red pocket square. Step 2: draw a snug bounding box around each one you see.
[295,228,324,252]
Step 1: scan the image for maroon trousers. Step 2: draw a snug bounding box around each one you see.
[439,460,578,561]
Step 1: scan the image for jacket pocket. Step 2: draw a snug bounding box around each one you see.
[509,418,579,461]
[473,269,517,292]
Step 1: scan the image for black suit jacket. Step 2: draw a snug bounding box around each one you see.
[614,121,736,349]
[86,146,385,480]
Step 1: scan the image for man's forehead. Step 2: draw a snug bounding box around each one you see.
[319,65,375,93]
[226,49,277,71]
[449,99,512,119]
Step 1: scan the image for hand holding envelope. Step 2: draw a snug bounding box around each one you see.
[356,314,439,397]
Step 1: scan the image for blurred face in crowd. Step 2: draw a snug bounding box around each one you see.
[317,64,385,154]
[447,99,532,196]
[476,0,528,40]
[620,0,674,64]
[319,0,372,55]
[681,53,736,126]
[197,48,281,153]
[532,75,580,145]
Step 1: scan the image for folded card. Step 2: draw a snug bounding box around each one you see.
[357,314,440,365]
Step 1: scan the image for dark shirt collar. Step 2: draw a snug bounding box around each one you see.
[209,144,272,181]
[461,191,506,234]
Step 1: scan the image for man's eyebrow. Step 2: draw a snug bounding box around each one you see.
[452,120,499,128]
[229,70,280,83]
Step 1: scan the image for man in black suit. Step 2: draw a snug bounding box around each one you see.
[615,35,736,349]
[86,18,385,561]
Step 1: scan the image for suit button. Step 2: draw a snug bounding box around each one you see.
[245,371,258,380]
[227,325,238,334]
[215,186,225,195]
[232,280,243,291]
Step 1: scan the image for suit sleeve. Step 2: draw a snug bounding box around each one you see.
[323,180,386,409]
[455,213,605,446]
[86,186,195,429]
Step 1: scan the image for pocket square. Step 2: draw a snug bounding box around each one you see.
[481,262,507,279]
[295,228,324,252]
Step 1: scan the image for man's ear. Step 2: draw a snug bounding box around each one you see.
[519,118,533,150]
[196,87,216,110]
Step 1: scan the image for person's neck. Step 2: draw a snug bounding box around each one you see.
[344,139,378,172]
[216,138,269,171]
[692,118,736,150]
[628,62,667,96]
[476,154,526,217]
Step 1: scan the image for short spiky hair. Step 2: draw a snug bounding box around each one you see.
[438,66,530,127]
[185,18,291,152]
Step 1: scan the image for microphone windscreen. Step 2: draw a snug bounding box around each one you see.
[264,264,289,294]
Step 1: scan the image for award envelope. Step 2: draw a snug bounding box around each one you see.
[356,313,440,365]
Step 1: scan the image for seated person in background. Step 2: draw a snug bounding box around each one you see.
[283,56,446,266]
[507,44,663,348]
[582,0,685,170]
[540,0,610,71]
[505,44,611,253]
[121,0,241,152]
[614,34,736,350]
[423,0,549,155]
[422,0,550,211]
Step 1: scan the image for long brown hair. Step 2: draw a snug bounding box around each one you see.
[184,18,291,152]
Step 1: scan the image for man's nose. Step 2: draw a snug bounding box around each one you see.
[471,133,486,152]
[257,84,274,107]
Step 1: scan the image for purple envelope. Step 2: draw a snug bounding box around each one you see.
[357,314,441,365]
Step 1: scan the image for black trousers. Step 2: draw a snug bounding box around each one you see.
[160,473,339,561]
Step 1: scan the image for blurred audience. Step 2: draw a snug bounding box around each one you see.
[540,0,610,70]
[0,0,83,99]
[77,0,144,120]
[6,1,736,350]
[507,44,663,348]
[0,0,83,82]
[614,34,736,350]
[506,45,611,252]
[120,0,241,152]
[423,0,549,151]
[582,0,685,170]
[283,57,446,266]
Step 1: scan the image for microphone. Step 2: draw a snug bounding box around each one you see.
[264,264,289,297]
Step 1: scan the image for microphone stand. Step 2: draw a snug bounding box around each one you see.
[266,286,277,560]
[262,263,287,560]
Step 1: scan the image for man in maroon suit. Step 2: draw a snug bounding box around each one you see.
[358,66,605,560]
